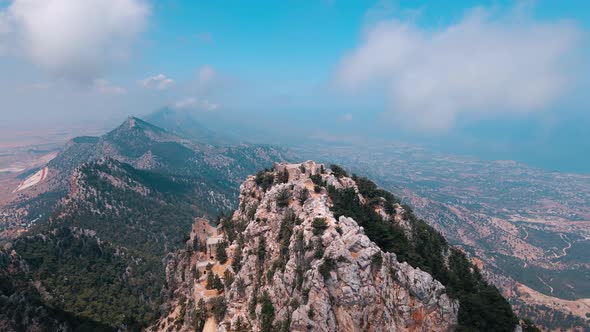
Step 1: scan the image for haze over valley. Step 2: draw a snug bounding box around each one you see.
[1,1,589,331]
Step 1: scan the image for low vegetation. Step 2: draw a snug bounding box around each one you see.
[327,168,519,331]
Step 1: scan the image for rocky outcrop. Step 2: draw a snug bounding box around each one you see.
[154,161,458,331]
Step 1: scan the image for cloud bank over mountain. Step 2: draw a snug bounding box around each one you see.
[337,7,581,131]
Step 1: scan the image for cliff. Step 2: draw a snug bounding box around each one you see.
[154,161,460,331]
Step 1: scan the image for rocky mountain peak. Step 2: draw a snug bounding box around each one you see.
[154,161,459,331]
[127,116,138,128]
[108,116,168,139]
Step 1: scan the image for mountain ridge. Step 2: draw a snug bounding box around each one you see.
[2,116,289,238]
[154,161,519,331]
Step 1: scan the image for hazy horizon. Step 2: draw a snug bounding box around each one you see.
[1,0,589,173]
[1,3,589,331]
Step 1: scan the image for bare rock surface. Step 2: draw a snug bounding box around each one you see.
[153,161,458,332]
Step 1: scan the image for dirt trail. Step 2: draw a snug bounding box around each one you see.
[537,276,554,295]
[203,317,217,332]
[521,227,530,268]
[553,233,572,259]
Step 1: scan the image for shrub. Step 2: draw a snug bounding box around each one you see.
[299,188,310,205]
[276,189,290,208]
[260,291,276,332]
[255,171,274,191]
[521,319,541,332]
[310,174,324,186]
[216,241,228,264]
[329,164,348,178]
[193,299,206,331]
[210,296,226,322]
[247,204,258,220]
[308,307,315,319]
[235,277,246,296]
[371,252,383,272]
[276,168,289,184]
[248,293,257,319]
[206,272,223,291]
[312,218,328,236]
[257,238,266,264]
[224,269,234,288]
[232,243,243,272]
[206,272,215,289]
[214,274,224,291]
[234,316,250,332]
[266,266,275,282]
[277,210,296,270]
[319,257,336,281]
[313,240,325,259]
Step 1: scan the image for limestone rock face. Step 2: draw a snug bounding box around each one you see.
[153,161,458,332]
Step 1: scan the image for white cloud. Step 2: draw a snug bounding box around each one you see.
[0,0,149,82]
[337,6,581,131]
[198,65,216,85]
[173,97,196,109]
[93,79,126,95]
[174,97,219,112]
[139,74,174,90]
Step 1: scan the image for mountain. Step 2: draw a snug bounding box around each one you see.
[0,117,289,330]
[154,162,519,331]
[1,116,289,238]
[3,154,294,330]
[295,142,590,331]
[49,116,208,177]
[0,119,537,331]
[2,158,209,330]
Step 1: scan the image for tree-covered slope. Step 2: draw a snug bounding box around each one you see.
[8,158,220,330]
[0,249,115,332]
[4,116,287,237]
[323,165,519,331]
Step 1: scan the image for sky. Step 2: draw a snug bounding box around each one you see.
[0,0,589,173]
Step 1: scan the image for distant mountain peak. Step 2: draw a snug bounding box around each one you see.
[103,116,178,147]
[144,108,231,145]
[127,116,138,128]
[117,116,165,133]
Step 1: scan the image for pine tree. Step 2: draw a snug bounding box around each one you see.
[216,241,228,264]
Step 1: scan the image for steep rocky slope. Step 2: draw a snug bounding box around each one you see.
[154,161,518,331]
[2,116,288,239]
[296,144,590,330]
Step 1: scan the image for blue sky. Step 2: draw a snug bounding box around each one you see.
[143,0,590,98]
[0,0,589,172]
